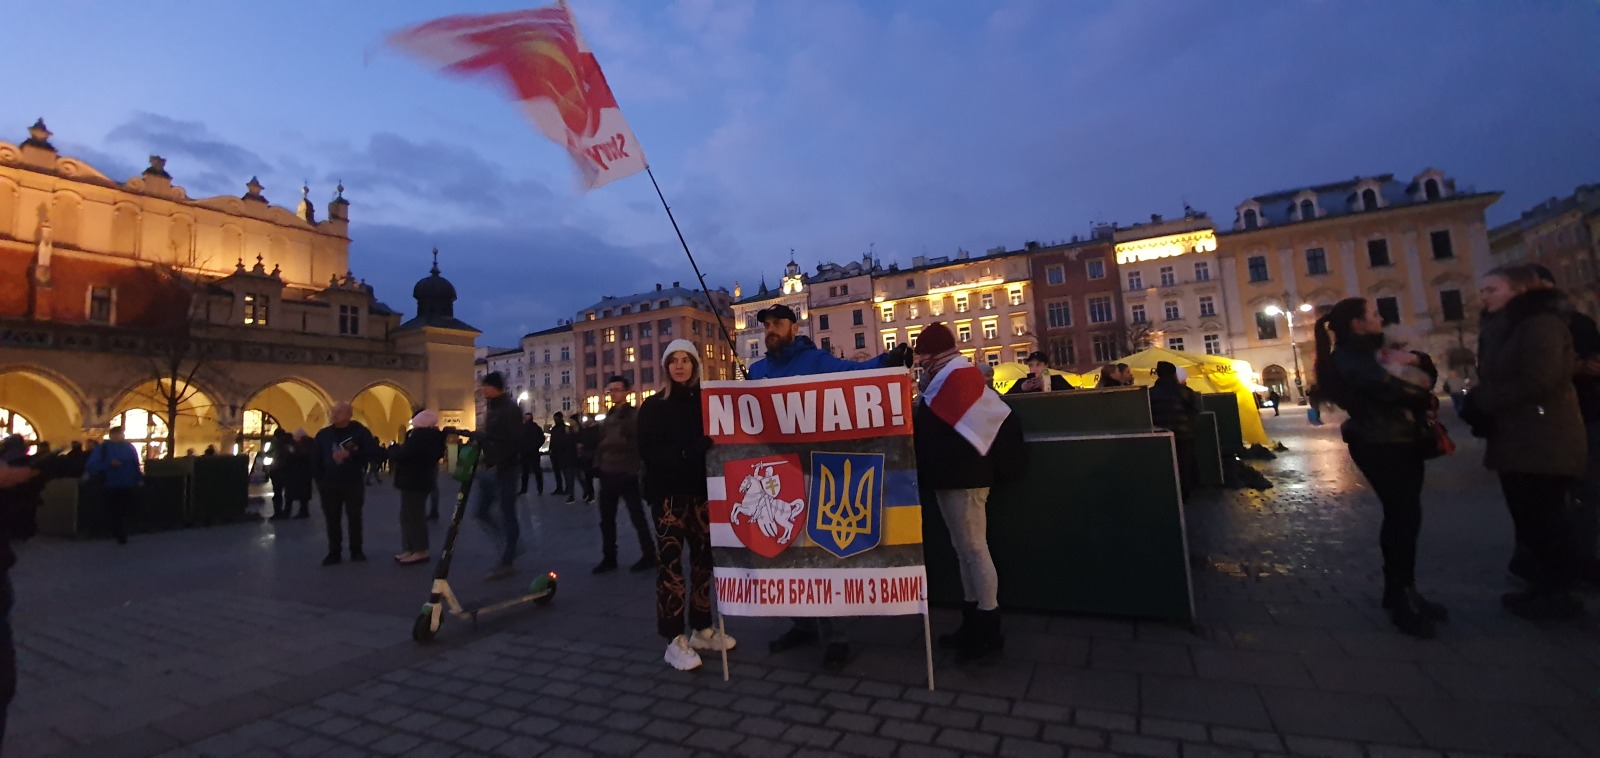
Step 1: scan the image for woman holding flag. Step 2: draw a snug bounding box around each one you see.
[912,323,1024,661]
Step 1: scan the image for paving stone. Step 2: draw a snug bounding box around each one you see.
[785,704,828,725]
[640,718,695,743]
[650,700,696,720]
[980,713,1042,739]
[898,744,961,758]
[1107,733,1179,758]
[1299,655,1448,699]
[474,707,523,728]
[879,718,937,743]
[729,697,781,716]
[511,714,561,736]
[428,718,477,742]
[732,736,797,757]
[1257,687,1419,745]
[588,732,649,756]
[782,723,842,749]
[935,726,1000,753]
[1281,735,1364,758]
[1138,675,1273,730]
[1026,666,1139,712]
[1391,697,1584,757]
[732,715,790,737]
[868,699,922,720]
[833,732,898,756]
[311,715,362,738]
[339,723,391,747]
[1139,717,1207,742]
[853,680,904,699]
[1365,746,1443,758]
[1075,708,1137,732]
[1191,647,1313,688]
[458,726,513,753]
[686,727,746,751]
[1042,724,1108,750]
[955,692,1012,714]
[1090,639,1195,676]
[1210,726,1284,753]
[919,705,981,730]
[1179,744,1253,758]
[493,736,554,757]
[368,732,424,756]
[999,736,1067,758]
[1011,701,1070,723]
[902,688,958,706]
[549,723,604,747]
[824,711,880,734]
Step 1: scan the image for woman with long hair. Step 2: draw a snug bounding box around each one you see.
[1470,265,1586,620]
[1313,297,1444,637]
[637,339,735,670]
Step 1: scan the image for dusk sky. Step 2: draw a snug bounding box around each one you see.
[3,1,1596,347]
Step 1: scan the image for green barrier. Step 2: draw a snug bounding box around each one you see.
[1003,386,1152,435]
[137,475,189,532]
[1195,412,1225,488]
[192,455,249,525]
[921,431,1194,622]
[1201,393,1244,454]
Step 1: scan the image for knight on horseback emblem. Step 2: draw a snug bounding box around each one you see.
[723,454,807,558]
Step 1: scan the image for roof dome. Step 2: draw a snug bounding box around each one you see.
[413,249,457,318]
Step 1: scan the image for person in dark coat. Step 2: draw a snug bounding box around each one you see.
[473,371,525,581]
[281,429,315,519]
[913,323,1021,661]
[267,428,295,520]
[1007,351,1071,394]
[393,410,447,565]
[519,413,546,496]
[1528,265,1600,588]
[638,340,731,671]
[593,375,655,574]
[311,402,380,565]
[1470,266,1587,619]
[549,413,576,497]
[573,416,600,504]
[1147,361,1200,498]
[1266,388,1282,417]
[1314,298,1444,638]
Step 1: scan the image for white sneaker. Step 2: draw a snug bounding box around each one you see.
[688,627,737,652]
[664,635,703,671]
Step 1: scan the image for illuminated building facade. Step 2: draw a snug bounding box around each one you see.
[1218,169,1499,396]
[1029,235,1121,372]
[806,255,881,361]
[1490,184,1600,317]
[1114,213,1231,360]
[574,283,734,415]
[732,257,809,365]
[872,250,1034,368]
[0,119,478,458]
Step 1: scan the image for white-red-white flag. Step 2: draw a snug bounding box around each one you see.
[922,356,1012,456]
[388,2,647,191]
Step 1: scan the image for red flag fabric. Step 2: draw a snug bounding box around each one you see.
[389,2,647,191]
[922,356,1012,456]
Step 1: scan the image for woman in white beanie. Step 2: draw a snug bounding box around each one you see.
[637,339,735,670]
[392,409,446,564]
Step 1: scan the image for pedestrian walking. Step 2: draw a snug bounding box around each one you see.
[1468,266,1587,620]
[84,426,143,545]
[519,413,546,496]
[592,375,656,574]
[267,428,295,520]
[1313,297,1447,638]
[748,303,913,670]
[472,371,524,581]
[638,340,735,670]
[393,410,447,565]
[1267,388,1282,416]
[311,402,380,565]
[912,323,1025,661]
[548,413,571,495]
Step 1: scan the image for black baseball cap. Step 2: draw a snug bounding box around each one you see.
[1025,351,1050,365]
[756,304,799,324]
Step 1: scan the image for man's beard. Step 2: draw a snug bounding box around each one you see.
[765,333,793,353]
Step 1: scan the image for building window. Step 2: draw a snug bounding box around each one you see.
[1198,296,1216,317]
[1299,199,1315,220]
[1424,179,1441,201]
[561,397,572,411]
[583,331,596,346]
[243,293,268,326]
[978,351,996,367]
[88,286,114,324]
[1430,230,1454,260]
[1127,270,1143,290]
[604,328,617,343]
[1441,289,1465,321]
[883,334,897,351]
[338,304,360,335]
[1047,301,1072,329]
[1088,296,1113,324]
[640,322,653,338]
[1087,259,1106,280]
[1159,266,1177,287]
[982,320,998,340]
[1376,296,1401,325]
[586,395,601,414]
[906,328,922,348]
[957,323,972,342]
[560,346,571,361]
[1256,312,1279,340]
[602,349,614,364]
[1194,261,1210,282]
[1167,337,1185,351]
[855,333,866,350]
[1243,209,1259,229]
[543,373,551,388]
[981,292,995,310]
[584,352,597,368]
[1012,318,1027,336]
[692,321,702,336]
[1008,287,1024,306]
[840,284,848,295]
[705,344,715,358]
[1049,337,1077,367]
[620,325,633,340]
[641,344,654,361]
[1131,304,1147,323]
[620,306,631,315]
[642,367,655,384]
[748,340,760,358]
[829,286,838,297]
[910,303,920,319]
[659,319,672,335]
[1164,301,1181,321]
[639,302,651,311]
[585,374,598,390]
[542,349,551,363]
[955,294,970,313]
[1367,238,1391,267]
[1091,334,1118,363]
[1247,256,1269,283]
[852,309,864,326]
[881,305,895,323]
[1306,247,1328,275]
[1204,333,1222,355]
[560,370,570,386]
[1361,188,1379,211]
[625,347,636,363]
[1046,265,1065,285]
[818,314,830,331]
[820,336,832,353]
[905,278,915,290]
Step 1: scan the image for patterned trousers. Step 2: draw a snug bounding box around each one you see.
[655,495,714,640]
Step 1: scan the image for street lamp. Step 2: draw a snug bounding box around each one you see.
[1264,302,1314,404]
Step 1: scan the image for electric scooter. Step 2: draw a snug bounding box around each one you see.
[412,438,558,643]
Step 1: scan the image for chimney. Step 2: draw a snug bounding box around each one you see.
[912,256,926,268]
[672,281,680,288]
[655,283,662,291]
[1151,213,1162,224]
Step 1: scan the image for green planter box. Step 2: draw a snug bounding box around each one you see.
[192,455,249,525]
[1201,393,1245,454]
[1195,412,1225,488]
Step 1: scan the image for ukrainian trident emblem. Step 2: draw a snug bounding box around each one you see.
[807,452,886,558]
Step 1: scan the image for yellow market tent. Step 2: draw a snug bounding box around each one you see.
[991,363,1094,395]
[1070,347,1273,447]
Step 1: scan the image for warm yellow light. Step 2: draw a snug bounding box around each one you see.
[926,276,1011,297]
[1297,303,1313,313]
[1264,305,1283,316]
[1114,230,1218,265]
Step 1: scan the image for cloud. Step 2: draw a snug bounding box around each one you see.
[104,112,272,196]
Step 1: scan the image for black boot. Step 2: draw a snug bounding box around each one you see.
[958,609,1004,661]
[938,602,977,650]
[1384,589,1437,639]
[1383,587,1448,623]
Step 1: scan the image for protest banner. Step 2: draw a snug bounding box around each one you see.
[702,367,935,686]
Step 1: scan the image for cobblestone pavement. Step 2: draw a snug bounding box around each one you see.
[5,413,1596,757]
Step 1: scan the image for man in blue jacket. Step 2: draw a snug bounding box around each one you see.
[85,426,143,545]
[750,304,912,669]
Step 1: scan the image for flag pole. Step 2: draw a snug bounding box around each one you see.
[645,165,746,378]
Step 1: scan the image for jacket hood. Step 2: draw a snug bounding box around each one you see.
[1505,287,1569,323]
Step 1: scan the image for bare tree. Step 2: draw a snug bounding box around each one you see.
[1120,321,1155,357]
[121,265,235,459]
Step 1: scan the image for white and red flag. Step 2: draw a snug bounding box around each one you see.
[388,2,647,191]
[922,356,1012,456]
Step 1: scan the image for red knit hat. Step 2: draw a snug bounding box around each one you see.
[915,322,956,355]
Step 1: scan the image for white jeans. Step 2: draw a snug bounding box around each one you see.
[936,487,999,611]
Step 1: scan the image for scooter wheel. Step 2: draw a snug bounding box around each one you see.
[412,610,438,643]
[534,583,558,607]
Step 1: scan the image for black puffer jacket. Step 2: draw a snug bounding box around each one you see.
[637,387,710,502]
[1328,335,1432,446]
[393,426,447,493]
[1148,378,1200,439]
[477,394,522,470]
[1476,288,1585,477]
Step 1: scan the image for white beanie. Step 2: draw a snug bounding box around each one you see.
[411,409,439,428]
[662,338,700,372]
